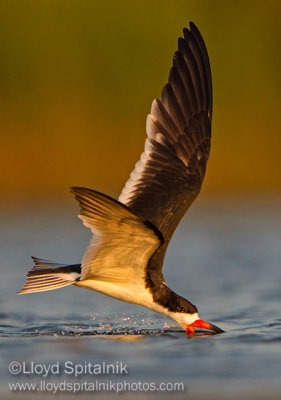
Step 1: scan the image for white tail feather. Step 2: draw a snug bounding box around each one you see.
[18,257,81,294]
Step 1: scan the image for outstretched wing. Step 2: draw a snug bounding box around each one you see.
[71,187,163,283]
[119,22,212,243]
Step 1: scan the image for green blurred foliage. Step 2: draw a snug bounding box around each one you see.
[0,0,280,205]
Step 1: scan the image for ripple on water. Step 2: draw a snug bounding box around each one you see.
[0,311,187,338]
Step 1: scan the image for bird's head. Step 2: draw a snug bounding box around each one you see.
[159,291,224,335]
[172,311,224,335]
[168,296,224,335]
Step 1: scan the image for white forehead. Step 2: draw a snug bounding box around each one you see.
[170,312,199,328]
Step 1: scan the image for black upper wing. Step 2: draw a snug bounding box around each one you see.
[119,22,212,247]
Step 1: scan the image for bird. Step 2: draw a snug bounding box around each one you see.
[18,22,224,336]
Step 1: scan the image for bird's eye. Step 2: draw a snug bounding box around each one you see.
[180,307,185,313]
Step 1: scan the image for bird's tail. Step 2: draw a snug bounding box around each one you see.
[17,257,81,294]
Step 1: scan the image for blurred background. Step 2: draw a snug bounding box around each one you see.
[0,0,280,209]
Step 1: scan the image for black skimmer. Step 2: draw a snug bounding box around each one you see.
[18,22,224,335]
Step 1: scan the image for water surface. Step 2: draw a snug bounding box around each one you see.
[1,198,281,399]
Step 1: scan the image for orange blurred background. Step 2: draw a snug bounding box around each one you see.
[1,0,280,207]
